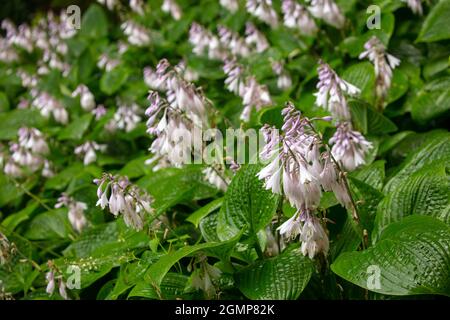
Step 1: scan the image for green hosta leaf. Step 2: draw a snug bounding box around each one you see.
[236,246,314,300]
[411,87,450,124]
[1,202,39,231]
[137,166,218,215]
[100,67,130,95]
[217,164,279,241]
[417,0,450,42]
[199,212,220,242]
[342,62,375,103]
[129,273,189,299]
[80,4,108,39]
[144,232,241,288]
[57,113,93,140]
[349,100,397,135]
[187,197,223,228]
[0,109,46,140]
[373,165,449,241]
[0,91,10,112]
[332,215,450,296]
[24,208,72,240]
[384,133,450,193]
[351,160,385,191]
[55,251,134,290]
[119,155,153,179]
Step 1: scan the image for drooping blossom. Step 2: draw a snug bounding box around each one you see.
[203,165,229,191]
[121,21,150,46]
[329,122,373,171]
[220,0,239,12]
[94,173,153,231]
[190,255,222,298]
[223,59,246,96]
[402,0,423,15]
[174,60,199,83]
[162,0,182,20]
[246,0,279,28]
[306,0,345,29]
[315,61,360,121]
[282,0,318,36]
[92,105,107,120]
[0,232,14,266]
[241,76,272,122]
[218,25,251,57]
[108,101,142,133]
[97,0,118,11]
[129,0,145,15]
[189,23,226,60]
[3,127,51,178]
[1,20,34,52]
[55,193,88,233]
[72,84,95,111]
[74,141,107,165]
[272,61,292,90]
[97,54,120,71]
[359,36,400,101]
[32,91,68,124]
[45,261,69,300]
[245,22,269,53]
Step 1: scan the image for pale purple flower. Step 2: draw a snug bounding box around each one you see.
[189,23,226,60]
[315,61,360,121]
[272,61,292,90]
[121,21,150,46]
[162,0,182,20]
[32,91,68,124]
[246,0,279,28]
[218,25,251,57]
[94,173,153,231]
[130,0,145,15]
[359,36,401,101]
[97,0,117,10]
[306,0,345,29]
[223,59,246,96]
[109,101,142,132]
[220,0,239,12]
[402,0,423,15]
[97,54,120,71]
[282,0,318,36]
[245,22,269,53]
[241,76,272,121]
[92,105,107,120]
[329,122,373,171]
[299,212,329,258]
[74,141,106,165]
[72,84,96,111]
[55,193,88,233]
[203,166,229,191]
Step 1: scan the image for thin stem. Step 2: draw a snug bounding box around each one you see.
[10,177,53,212]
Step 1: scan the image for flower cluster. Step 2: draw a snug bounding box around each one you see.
[218,25,251,58]
[31,91,68,124]
[107,101,142,133]
[3,127,53,178]
[189,23,226,60]
[0,233,15,266]
[94,173,153,231]
[55,193,88,233]
[246,0,279,28]
[315,60,360,121]
[359,36,401,103]
[74,141,107,166]
[72,85,96,111]
[144,59,210,168]
[223,59,272,121]
[315,61,372,171]
[257,103,357,258]
[46,261,69,300]
[97,53,120,72]
[282,0,318,36]
[245,22,269,53]
[162,0,182,21]
[220,0,239,13]
[402,0,423,15]
[306,0,345,29]
[272,60,292,90]
[121,21,151,47]
[189,255,222,298]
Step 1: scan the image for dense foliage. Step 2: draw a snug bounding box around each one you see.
[0,0,449,300]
